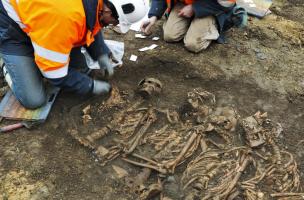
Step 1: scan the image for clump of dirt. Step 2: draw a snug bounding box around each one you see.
[271,0,304,24]
[249,15,304,46]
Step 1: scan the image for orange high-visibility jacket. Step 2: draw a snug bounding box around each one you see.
[2,0,103,79]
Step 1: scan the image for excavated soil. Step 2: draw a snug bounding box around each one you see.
[0,1,304,199]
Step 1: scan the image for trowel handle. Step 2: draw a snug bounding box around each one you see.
[0,123,24,133]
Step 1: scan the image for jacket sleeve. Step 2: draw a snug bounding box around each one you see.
[47,32,111,95]
[86,31,110,60]
[148,0,167,19]
[192,0,227,18]
[47,68,94,95]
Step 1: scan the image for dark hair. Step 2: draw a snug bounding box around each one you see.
[104,0,119,20]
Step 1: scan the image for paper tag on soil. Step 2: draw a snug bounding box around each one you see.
[130,55,138,61]
[149,44,158,50]
[139,47,149,52]
[135,34,147,39]
[139,44,158,52]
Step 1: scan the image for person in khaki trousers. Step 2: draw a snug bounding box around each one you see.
[141,0,237,53]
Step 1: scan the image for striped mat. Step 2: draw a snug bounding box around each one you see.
[237,0,272,18]
[0,86,60,121]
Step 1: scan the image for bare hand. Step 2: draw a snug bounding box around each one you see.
[140,16,157,35]
[178,5,194,18]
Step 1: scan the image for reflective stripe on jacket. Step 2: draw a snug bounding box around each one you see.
[1,0,103,79]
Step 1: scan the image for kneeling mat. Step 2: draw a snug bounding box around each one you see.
[0,86,60,121]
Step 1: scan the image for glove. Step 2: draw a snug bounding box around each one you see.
[140,16,157,36]
[98,54,114,77]
[92,80,111,95]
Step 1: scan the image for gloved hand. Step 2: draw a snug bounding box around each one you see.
[98,53,114,77]
[140,16,157,36]
[92,80,111,95]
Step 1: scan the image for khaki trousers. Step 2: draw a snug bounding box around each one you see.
[163,3,219,53]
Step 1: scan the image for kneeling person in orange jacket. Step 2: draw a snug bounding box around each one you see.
[0,0,148,109]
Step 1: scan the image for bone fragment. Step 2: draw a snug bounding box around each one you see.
[112,165,129,178]
[213,155,251,200]
[95,145,109,157]
[164,128,200,172]
[122,158,167,174]
[200,137,208,152]
[132,153,159,165]
[124,109,156,154]
[140,182,162,200]
[270,193,304,198]
[86,126,112,143]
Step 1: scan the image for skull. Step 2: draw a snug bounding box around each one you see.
[241,112,268,147]
[137,78,163,98]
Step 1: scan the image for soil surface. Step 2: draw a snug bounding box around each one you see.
[0,1,304,199]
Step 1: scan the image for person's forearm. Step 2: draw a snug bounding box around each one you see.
[86,31,110,61]
[148,0,167,19]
